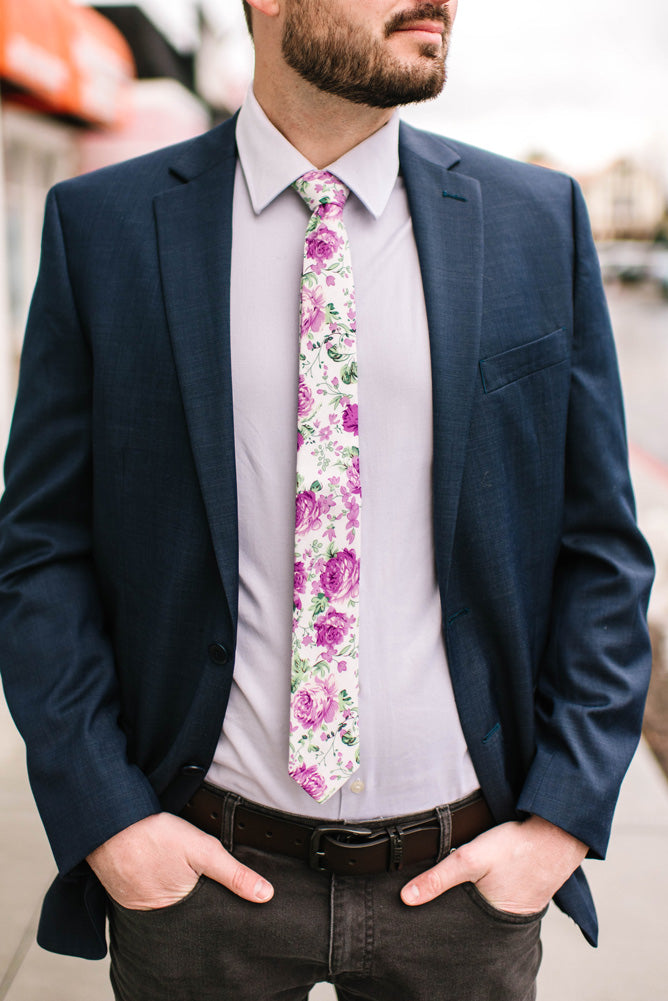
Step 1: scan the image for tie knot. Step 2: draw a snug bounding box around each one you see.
[293,170,350,215]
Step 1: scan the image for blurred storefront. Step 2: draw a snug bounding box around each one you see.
[0,0,251,464]
[0,0,135,451]
[580,159,667,242]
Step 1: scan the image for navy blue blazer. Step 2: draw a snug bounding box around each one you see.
[0,115,653,959]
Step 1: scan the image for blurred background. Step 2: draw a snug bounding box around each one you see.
[0,2,666,999]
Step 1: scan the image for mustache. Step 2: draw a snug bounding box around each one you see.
[385,3,451,37]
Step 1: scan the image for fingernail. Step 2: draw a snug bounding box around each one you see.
[403,883,420,904]
[254,879,273,901]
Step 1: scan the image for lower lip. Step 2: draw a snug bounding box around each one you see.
[395,27,443,41]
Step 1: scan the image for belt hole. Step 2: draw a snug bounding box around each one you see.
[237,820,246,830]
[209,811,219,820]
[295,838,303,846]
[348,859,357,867]
[265,830,273,839]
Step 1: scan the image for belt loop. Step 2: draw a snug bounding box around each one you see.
[221,791,241,852]
[435,804,452,862]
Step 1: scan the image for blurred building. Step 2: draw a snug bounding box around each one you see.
[579,159,667,242]
[0,0,135,453]
[0,0,251,465]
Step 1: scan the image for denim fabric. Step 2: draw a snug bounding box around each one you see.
[108,797,544,1001]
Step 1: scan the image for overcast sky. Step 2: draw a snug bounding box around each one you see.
[226,1,668,182]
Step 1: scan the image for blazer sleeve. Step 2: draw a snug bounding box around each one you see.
[0,188,160,875]
[516,180,654,858]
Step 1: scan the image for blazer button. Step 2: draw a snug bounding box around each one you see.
[180,763,205,775]
[208,642,230,666]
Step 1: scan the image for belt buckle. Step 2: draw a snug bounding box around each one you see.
[308,824,374,872]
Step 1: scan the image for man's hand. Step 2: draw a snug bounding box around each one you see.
[401,814,587,912]
[87,812,273,910]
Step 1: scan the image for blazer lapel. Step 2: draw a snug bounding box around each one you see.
[399,123,484,602]
[153,118,239,631]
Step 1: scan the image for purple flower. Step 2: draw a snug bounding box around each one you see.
[294,561,307,609]
[289,763,327,800]
[320,549,360,602]
[298,377,314,418]
[314,609,352,658]
[305,225,342,267]
[291,674,338,728]
[346,455,361,495]
[295,491,325,535]
[342,403,358,435]
[300,285,326,336]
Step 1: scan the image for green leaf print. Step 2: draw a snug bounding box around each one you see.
[341,361,358,384]
[309,593,328,617]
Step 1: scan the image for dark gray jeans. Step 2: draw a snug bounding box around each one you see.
[107,797,545,1001]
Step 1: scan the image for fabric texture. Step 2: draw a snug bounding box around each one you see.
[290,171,361,802]
[0,113,654,959]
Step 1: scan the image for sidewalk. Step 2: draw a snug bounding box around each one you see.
[1,457,667,1001]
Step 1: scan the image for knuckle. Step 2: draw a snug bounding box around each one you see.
[425,868,443,896]
[454,843,476,872]
[229,862,253,897]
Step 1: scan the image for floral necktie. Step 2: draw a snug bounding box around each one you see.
[289,170,361,803]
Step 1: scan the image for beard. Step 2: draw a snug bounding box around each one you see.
[282,2,452,109]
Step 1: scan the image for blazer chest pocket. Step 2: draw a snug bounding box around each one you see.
[479,327,569,394]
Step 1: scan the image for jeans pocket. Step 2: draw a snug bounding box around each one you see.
[462,882,548,925]
[107,874,207,918]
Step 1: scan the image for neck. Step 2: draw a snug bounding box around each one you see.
[252,60,395,168]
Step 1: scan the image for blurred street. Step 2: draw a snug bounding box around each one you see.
[608,280,668,467]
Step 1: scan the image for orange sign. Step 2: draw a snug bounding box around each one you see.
[0,0,135,127]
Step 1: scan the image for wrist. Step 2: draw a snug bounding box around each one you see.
[524,814,589,867]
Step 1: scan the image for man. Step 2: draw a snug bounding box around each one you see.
[0,1,654,998]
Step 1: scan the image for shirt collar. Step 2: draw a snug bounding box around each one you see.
[236,88,400,220]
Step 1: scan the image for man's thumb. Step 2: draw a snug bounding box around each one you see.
[196,838,274,904]
[401,847,475,906]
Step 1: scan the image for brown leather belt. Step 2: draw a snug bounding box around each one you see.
[181,787,494,875]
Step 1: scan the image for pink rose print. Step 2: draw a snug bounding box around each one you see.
[294,561,307,610]
[295,491,326,535]
[346,455,361,495]
[342,403,358,435]
[320,549,360,602]
[314,609,352,660]
[289,763,327,800]
[290,171,360,802]
[292,674,338,728]
[300,285,327,336]
[306,226,342,268]
[298,377,314,418]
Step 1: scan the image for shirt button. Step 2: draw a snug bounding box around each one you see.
[208,642,230,666]
[350,779,365,794]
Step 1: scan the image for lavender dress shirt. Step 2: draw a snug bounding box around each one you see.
[206,90,479,820]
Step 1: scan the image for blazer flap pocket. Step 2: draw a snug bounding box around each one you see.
[479,327,569,393]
